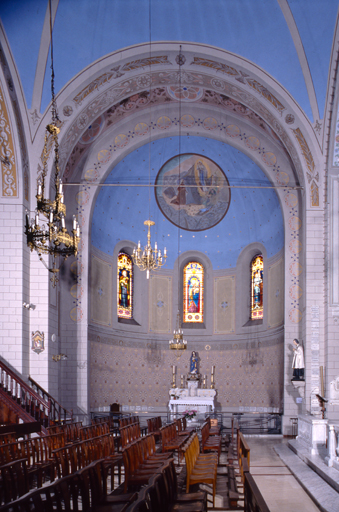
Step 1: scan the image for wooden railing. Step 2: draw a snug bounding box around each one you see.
[243,458,270,512]
[28,376,72,424]
[235,426,270,512]
[237,429,251,483]
[0,360,50,431]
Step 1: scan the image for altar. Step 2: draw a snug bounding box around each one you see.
[168,387,216,414]
[168,351,217,415]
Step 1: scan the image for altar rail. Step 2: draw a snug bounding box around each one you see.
[90,410,282,435]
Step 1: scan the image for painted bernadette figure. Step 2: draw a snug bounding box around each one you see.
[292,339,305,381]
[119,269,129,308]
[190,351,198,374]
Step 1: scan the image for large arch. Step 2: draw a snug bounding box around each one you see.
[23,43,324,431]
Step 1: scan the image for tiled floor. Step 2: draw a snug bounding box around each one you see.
[247,437,321,512]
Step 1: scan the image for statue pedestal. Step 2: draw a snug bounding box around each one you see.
[168,387,216,414]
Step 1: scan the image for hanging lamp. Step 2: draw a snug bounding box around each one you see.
[25,0,80,287]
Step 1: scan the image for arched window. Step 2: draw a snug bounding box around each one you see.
[183,262,204,323]
[251,255,263,320]
[117,252,133,319]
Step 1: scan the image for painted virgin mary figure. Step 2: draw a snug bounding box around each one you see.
[188,277,200,313]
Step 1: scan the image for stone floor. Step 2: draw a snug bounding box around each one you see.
[248,437,322,512]
[201,436,325,511]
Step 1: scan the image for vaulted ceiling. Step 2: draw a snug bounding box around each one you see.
[1,0,338,123]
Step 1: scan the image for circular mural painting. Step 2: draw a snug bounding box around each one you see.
[155,154,230,231]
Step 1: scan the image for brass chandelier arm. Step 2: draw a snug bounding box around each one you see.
[132,220,167,279]
[24,0,80,287]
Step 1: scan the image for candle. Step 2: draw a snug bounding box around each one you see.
[320,366,324,397]
[172,365,176,374]
[211,366,215,375]
[73,215,77,230]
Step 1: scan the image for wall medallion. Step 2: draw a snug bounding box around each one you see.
[155,153,230,231]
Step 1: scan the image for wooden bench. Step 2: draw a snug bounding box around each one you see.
[205,415,221,435]
[122,434,171,492]
[79,422,109,440]
[119,415,140,428]
[47,421,83,443]
[120,422,141,448]
[201,421,222,460]
[159,423,190,464]
[125,458,207,512]
[53,432,123,491]
[0,459,138,512]
[183,432,218,507]
[0,458,29,505]
[147,416,162,441]
[0,437,55,487]
[227,464,240,508]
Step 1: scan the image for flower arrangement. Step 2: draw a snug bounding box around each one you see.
[183,409,197,420]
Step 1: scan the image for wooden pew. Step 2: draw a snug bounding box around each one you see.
[0,458,29,505]
[52,432,123,490]
[0,459,138,512]
[183,433,218,507]
[201,421,222,460]
[0,437,55,487]
[205,415,221,435]
[120,422,141,448]
[122,435,171,492]
[125,459,207,512]
[146,416,162,441]
[159,422,190,464]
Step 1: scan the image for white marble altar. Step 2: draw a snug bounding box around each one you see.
[297,414,328,455]
[168,387,216,414]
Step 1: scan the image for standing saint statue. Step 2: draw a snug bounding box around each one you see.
[190,351,199,374]
[292,339,305,381]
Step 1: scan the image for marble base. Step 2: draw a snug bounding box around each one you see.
[297,414,328,455]
[168,387,216,414]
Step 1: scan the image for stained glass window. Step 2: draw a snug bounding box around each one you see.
[117,252,133,319]
[251,255,263,320]
[183,262,204,323]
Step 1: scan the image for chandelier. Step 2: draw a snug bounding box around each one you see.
[169,310,187,358]
[25,2,80,287]
[132,220,167,279]
[169,46,187,359]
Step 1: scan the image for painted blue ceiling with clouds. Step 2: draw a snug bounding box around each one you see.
[91,137,284,269]
[1,0,338,122]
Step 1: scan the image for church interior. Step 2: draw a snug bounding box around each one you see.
[1,0,339,510]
